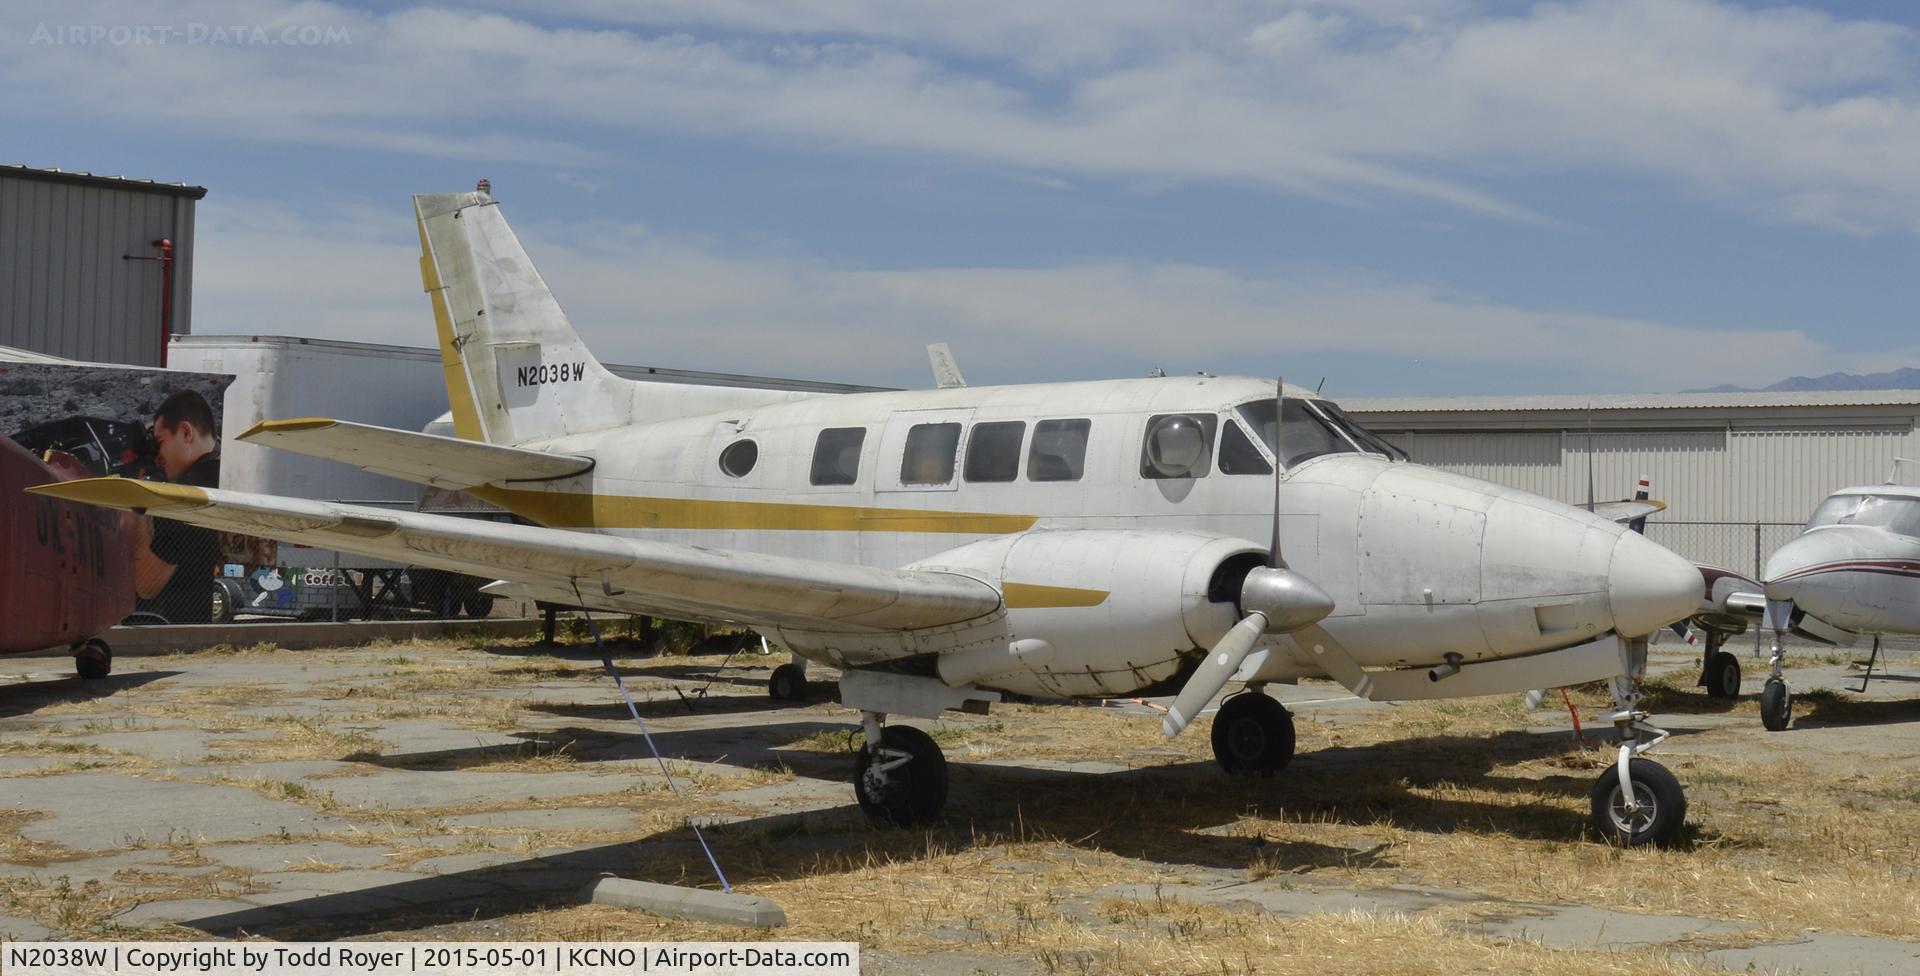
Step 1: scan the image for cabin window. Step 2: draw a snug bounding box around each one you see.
[964,421,1025,482]
[1237,398,1355,468]
[718,439,758,478]
[1217,420,1273,476]
[1028,419,1091,482]
[810,427,867,486]
[901,422,962,485]
[1140,413,1216,479]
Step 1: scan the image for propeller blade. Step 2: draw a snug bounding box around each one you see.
[1164,612,1266,738]
[1272,376,1285,567]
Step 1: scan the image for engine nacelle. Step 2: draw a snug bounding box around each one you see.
[909,529,1265,697]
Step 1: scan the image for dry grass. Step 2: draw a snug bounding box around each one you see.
[13,636,1920,967]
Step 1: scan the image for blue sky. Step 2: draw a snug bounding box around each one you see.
[4,0,1918,395]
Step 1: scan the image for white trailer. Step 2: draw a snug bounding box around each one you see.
[169,334,886,619]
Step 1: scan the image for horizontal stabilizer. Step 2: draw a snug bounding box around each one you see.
[239,418,593,489]
[29,478,1003,633]
[1591,499,1665,525]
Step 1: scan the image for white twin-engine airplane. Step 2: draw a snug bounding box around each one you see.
[33,189,1709,846]
[1742,468,1920,732]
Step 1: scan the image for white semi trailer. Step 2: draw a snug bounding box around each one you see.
[171,334,883,621]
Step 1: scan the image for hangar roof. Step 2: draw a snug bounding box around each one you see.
[1341,390,1920,414]
[1,163,209,199]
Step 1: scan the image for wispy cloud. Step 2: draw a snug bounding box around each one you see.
[8,0,1920,230]
[191,196,1873,394]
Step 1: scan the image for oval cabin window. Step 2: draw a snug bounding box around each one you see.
[719,439,759,478]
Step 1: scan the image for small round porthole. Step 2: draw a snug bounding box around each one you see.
[1145,415,1207,477]
[719,439,759,478]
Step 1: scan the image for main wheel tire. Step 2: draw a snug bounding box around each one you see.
[853,725,948,827]
[1590,757,1686,848]
[1760,679,1792,731]
[462,593,495,619]
[73,640,112,681]
[1210,693,1296,777]
[1704,651,1742,699]
[768,663,809,701]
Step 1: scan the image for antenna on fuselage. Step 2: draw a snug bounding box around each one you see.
[1888,457,1919,485]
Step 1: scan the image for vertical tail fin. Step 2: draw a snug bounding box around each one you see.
[415,190,633,446]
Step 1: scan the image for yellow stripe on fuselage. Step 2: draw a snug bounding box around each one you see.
[1002,582,1110,608]
[470,486,1038,534]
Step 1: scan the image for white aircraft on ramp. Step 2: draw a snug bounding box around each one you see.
[1748,469,1920,731]
[33,188,1709,846]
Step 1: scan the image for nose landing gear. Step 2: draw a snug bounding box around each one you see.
[1761,609,1792,732]
[1588,643,1686,848]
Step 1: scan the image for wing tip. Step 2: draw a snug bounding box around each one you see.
[240,417,339,441]
[27,477,208,510]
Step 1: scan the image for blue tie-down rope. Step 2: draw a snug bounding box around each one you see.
[570,581,732,893]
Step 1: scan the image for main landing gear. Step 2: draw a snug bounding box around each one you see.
[768,657,810,702]
[1210,688,1296,776]
[1696,630,1741,699]
[1588,642,1687,847]
[852,711,949,826]
[71,638,111,681]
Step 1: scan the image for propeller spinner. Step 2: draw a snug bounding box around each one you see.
[1163,379,1336,738]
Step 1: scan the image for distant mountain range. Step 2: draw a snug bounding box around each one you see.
[1684,367,1920,394]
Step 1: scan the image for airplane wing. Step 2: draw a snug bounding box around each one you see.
[238,418,592,489]
[29,478,1001,632]
[1591,499,1665,525]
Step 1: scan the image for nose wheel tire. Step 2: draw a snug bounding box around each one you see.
[853,725,948,827]
[768,663,809,701]
[1703,652,1741,699]
[72,639,112,681]
[1590,758,1685,848]
[1760,679,1792,731]
[1210,693,1295,777]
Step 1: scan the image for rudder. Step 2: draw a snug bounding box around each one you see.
[415,190,634,446]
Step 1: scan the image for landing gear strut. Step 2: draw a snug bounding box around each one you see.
[1588,639,1686,847]
[852,711,948,826]
[1210,689,1295,776]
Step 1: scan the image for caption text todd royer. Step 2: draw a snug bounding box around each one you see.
[6,943,863,976]
[11,947,409,974]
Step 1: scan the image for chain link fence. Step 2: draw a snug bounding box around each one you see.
[1638,520,1805,578]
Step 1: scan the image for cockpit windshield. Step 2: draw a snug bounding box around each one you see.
[1807,493,1920,538]
[1236,397,1403,467]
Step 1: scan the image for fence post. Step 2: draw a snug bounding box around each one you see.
[1752,521,1765,658]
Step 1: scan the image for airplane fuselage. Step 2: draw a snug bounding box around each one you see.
[474,375,1700,698]
[1765,488,1920,638]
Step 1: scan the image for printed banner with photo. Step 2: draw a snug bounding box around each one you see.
[1,361,241,624]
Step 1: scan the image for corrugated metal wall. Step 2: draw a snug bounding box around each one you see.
[0,173,196,366]
[1385,424,1918,523]
[1379,422,1920,567]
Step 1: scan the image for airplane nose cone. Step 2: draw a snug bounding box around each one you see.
[1607,531,1704,638]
